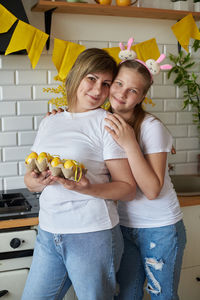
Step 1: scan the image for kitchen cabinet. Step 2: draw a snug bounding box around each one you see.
[143,204,200,300]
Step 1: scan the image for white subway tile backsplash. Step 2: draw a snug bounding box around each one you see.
[0,179,2,191]
[145,99,163,112]
[176,138,199,150]
[34,116,44,130]
[34,55,56,70]
[17,70,48,85]
[0,71,15,85]
[84,41,109,49]
[3,146,31,162]
[164,99,183,112]
[175,163,198,175]
[188,125,199,137]
[17,101,48,115]
[152,85,176,99]
[19,161,26,176]
[2,116,33,131]
[4,176,26,190]
[18,131,37,146]
[0,133,17,146]
[1,55,31,69]
[168,151,187,164]
[0,102,16,116]
[187,150,200,162]
[2,86,32,100]
[176,112,194,124]
[153,112,176,124]
[167,125,188,137]
[0,162,18,177]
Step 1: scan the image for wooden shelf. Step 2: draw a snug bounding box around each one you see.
[31,1,200,20]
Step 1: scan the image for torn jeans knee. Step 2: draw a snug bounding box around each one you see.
[145,257,164,295]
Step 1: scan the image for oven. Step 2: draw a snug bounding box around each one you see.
[0,189,39,300]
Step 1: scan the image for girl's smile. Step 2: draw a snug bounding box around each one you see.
[109,67,146,119]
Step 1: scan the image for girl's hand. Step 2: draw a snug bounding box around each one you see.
[45,107,64,117]
[51,175,91,193]
[104,113,136,151]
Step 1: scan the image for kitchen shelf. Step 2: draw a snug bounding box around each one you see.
[31,1,200,20]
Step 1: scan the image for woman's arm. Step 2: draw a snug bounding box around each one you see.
[51,158,136,201]
[105,113,167,200]
[24,170,54,193]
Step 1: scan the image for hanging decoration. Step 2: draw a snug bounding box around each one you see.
[171,13,200,52]
[52,39,86,80]
[0,4,17,33]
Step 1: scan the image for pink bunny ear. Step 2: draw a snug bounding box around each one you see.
[119,42,125,50]
[156,54,166,64]
[127,37,134,50]
[160,64,172,70]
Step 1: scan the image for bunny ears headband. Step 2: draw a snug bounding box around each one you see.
[119,38,172,81]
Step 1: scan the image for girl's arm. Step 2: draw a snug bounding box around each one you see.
[24,170,54,193]
[105,113,167,200]
[52,158,136,201]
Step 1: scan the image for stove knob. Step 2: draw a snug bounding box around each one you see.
[10,238,21,249]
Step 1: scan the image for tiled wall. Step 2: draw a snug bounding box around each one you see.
[0,40,199,190]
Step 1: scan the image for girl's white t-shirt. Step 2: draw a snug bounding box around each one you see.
[31,109,126,234]
[118,115,183,228]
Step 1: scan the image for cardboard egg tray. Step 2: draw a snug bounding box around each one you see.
[25,156,87,182]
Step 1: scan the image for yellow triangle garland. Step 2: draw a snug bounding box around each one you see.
[0,4,17,33]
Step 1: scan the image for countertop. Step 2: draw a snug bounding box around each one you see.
[0,195,200,230]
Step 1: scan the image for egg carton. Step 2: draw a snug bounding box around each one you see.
[25,154,87,182]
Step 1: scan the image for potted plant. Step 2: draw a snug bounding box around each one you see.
[194,0,200,12]
[168,50,200,130]
[171,0,189,11]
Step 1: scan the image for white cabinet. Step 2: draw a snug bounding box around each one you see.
[178,205,200,300]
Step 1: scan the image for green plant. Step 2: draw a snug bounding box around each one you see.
[194,0,200,3]
[168,51,200,129]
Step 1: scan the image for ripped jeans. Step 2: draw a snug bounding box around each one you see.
[115,220,186,300]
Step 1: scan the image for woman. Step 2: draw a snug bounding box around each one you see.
[105,59,186,300]
[22,48,136,300]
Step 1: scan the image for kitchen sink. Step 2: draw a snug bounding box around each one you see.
[170,175,200,196]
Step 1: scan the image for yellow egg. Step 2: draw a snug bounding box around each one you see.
[37,152,47,163]
[47,153,53,162]
[64,160,76,170]
[25,152,38,164]
[51,157,62,167]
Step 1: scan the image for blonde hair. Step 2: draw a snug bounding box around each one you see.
[117,60,153,142]
[66,48,117,111]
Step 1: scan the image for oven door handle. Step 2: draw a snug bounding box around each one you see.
[0,290,8,297]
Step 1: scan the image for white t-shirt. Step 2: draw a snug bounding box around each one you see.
[32,109,126,234]
[118,115,183,228]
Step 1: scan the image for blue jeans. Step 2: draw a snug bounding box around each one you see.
[22,225,123,300]
[115,220,186,300]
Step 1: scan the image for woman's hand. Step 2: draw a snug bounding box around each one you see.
[51,175,91,193]
[24,170,54,193]
[104,113,137,151]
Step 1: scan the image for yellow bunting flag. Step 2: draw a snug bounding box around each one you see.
[0,4,17,33]
[134,38,160,61]
[5,20,48,69]
[103,47,121,64]
[171,13,200,52]
[104,38,160,63]
[52,39,86,80]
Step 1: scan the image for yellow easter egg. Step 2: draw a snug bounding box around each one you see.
[51,157,62,167]
[25,152,38,164]
[64,160,76,170]
[37,152,47,163]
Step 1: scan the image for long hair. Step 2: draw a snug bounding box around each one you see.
[66,48,117,111]
[116,60,153,142]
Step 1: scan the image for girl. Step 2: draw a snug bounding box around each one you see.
[22,48,136,300]
[105,59,186,300]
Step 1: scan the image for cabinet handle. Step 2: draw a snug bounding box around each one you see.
[196,277,200,282]
[0,290,8,297]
